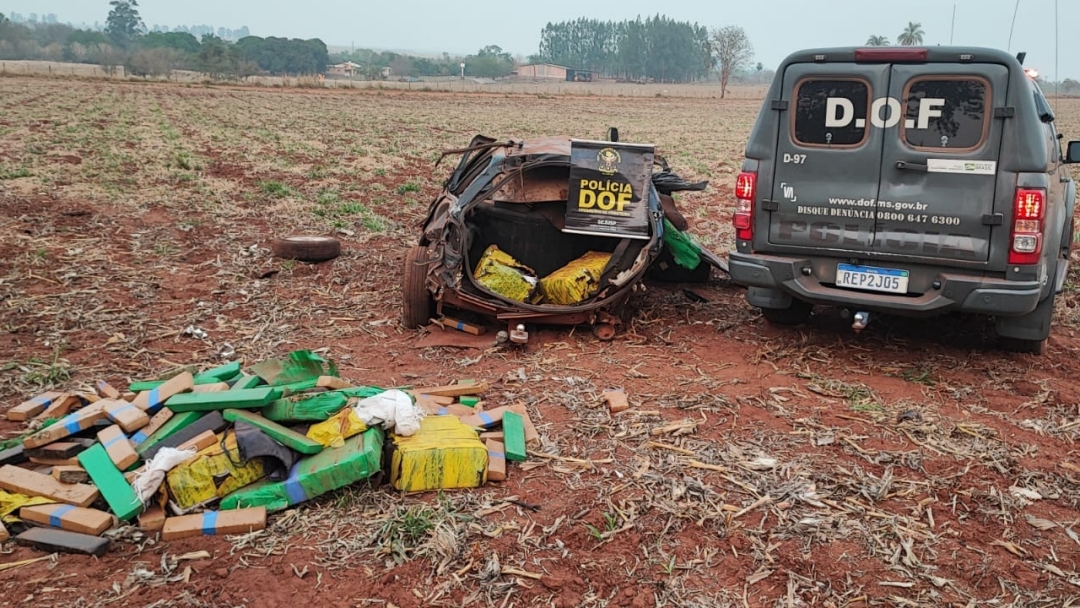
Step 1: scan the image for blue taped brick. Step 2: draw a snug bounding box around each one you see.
[201,511,218,535]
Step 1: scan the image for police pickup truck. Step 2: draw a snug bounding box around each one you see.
[728,46,1080,354]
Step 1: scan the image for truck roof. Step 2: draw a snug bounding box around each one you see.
[778,46,1024,70]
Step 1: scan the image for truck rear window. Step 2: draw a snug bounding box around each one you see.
[903,78,989,151]
[794,79,869,147]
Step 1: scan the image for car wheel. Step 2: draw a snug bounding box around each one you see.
[402,245,433,329]
[760,299,813,325]
[271,236,341,262]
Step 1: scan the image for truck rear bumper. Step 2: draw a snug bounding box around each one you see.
[729,252,1042,317]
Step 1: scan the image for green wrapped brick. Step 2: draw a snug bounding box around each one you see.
[230,374,264,391]
[135,411,203,456]
[129,375,232,392]
[261,393,349,422]
[78,443,141,520]
[337,386,385,399]
[193,361,242,383]
[165,387,282,412]
[220,427,384,512]
[502,411,527,462]
[222,409,324,455]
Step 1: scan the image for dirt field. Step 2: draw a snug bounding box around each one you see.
[0,60,770,98]
[1,75,1080,607]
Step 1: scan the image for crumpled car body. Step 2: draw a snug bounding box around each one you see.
[402,134,695,338]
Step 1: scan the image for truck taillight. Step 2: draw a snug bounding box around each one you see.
[1009,188,1045,265]
[733,171,756,241]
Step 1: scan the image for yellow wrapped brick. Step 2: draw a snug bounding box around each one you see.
[390,415,487,492]
[538,251,612,305]
[306,407,368,449]
[473,245,538,303]
[166,431,265,510]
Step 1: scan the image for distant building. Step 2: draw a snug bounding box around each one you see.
[327,61,361,77]
[516,64,597,82]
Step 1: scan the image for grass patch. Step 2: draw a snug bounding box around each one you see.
[172,151,199,171]
[259,180,294,198]
[396,181,421,195]
[0,167,31,180]
[5,345,72,390]
[313,189,394,232]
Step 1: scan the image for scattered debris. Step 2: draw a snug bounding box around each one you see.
[602,389,630,413]
[0,351,530,567]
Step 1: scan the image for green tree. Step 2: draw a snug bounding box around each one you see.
[1062,78,1080,95]
[141,31,200,55]
[897,22,924,46]
[710,25,754,99]
[865,35,890,46]
[105,0,144,50]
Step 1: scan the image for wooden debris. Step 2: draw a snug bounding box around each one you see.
[138,505,167,532]
[7,391,64,421]
[486,439,506,481]
[32,394,82,422]
[131,372,194,412]
[96,380,121,400]
[22,403,109,449]
[434,316,487,335]
[603,390,629,413]
[0,465,99,507]
[52,465,89,484]
[161,507,267,541]
[97,424,139,470]
[460,405,510,430]
[408,382,489,398]
[20,504,116,536]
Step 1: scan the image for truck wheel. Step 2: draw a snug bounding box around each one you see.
[998,336,1047,355]
[402,246,433,329]
[995,294,1055,356]
[760,299,813,325]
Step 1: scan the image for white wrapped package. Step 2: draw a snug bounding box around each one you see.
[131,446,197,504]
[352,389,424,436]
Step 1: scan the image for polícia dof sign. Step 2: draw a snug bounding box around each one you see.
[576,178,634,212]
[827,96,945,130]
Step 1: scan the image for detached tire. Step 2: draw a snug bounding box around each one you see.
[271,236,341,262]
[402,245,433,329]
[760,299,813,325]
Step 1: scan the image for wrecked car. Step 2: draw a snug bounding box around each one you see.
[400,134,718,341]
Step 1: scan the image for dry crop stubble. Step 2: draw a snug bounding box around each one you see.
[3,76,1080,606]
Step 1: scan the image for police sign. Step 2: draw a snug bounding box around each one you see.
[564,139,655,240]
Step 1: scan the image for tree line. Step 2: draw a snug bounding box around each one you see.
[330,45,514,80]
[0,2,327,79]
[532,15,712,83]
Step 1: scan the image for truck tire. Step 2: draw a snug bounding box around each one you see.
[995,294,1055,355]
[402,245,432,329]
[760,299,813,325]
[271,236,341,262]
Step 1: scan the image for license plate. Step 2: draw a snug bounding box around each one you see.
[836,264,909,294]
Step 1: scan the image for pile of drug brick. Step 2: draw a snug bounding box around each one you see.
[0,350,537,557]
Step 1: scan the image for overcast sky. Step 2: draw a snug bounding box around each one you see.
[6,0,1076,79]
